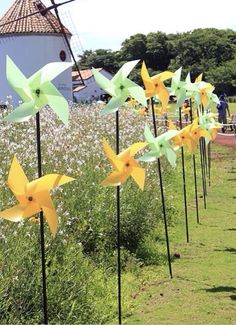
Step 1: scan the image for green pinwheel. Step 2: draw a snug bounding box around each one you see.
[3,56,72,126]
[170,67,187,108]
[184,72,198,100]
[139,124,179,167]
[92,60,147,115]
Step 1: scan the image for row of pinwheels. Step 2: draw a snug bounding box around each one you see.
[0,57,220,239]
[93,59,220,190]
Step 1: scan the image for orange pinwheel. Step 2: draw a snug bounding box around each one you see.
[0,156,75,237]
[141,61,174,112]
[101,139,147,190]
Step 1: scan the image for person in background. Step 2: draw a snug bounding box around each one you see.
[181,100,190,123]
[216,94,230,133]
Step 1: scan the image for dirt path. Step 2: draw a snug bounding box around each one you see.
[214,130,236,148]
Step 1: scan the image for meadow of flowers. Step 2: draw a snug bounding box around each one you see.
[0,103,178,323]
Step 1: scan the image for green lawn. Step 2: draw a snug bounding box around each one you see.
[123,143,236,324]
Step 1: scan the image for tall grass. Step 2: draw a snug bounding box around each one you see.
[0,104,178,323]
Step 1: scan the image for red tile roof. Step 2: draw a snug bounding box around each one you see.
[73,85,87,92]
[0,0,71,35]
[72,68,103,81]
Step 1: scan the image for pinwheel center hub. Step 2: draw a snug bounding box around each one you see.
[35,89,41,97]
[125,162,130,167]
[28,196,33,202]
[120,85,124,90]
[159,144,163,148]
[181,136,185,139]
[155,83,158,87]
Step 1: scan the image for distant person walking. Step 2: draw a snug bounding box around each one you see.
[216,94,230,133]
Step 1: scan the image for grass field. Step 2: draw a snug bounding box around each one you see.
[122,143,236,324]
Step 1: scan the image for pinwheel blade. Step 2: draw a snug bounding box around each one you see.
[139,151,159,162]
[101,170,129,187]
[144,124,155,143]
[27,174,75,193]
[30,62,72,84]
[0,205,25,222]
[42,204,58,238]
[6,56,33,102]
[159,71,174,82]
[41,82,69,126]
[7,155,28,195]
[124,79,147,107]
[113,60,139,83]
[131,167,145,190]
[3,101,35,123]
[101,93,128,115]
[165,148,177,167]
[32,191,58,238]
[102,139,123,171]
[128,142,147,156]
[92,68,116,97]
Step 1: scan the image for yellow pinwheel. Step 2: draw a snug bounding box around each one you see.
[141,61,174,112]
[101,139,147,190]
[0,156,75,237]
[171,124,195,152]
[189,121,211,150]
[194,74,215,108]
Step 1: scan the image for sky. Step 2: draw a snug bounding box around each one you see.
[1,0,236,52]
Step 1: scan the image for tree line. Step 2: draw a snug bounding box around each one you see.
[76,28,236,96]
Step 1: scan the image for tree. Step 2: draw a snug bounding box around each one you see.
[146,31,171,70]
[119,33,147,62]
[77,49,119,73]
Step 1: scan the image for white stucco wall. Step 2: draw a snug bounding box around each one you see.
[0,34,72,106]
[73,70,113,102]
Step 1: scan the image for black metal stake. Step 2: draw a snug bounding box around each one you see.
[199,138,207,209]
[115,111,122,325]
[36,113,48,324]
[208,140,211,187]
[202,138,208,195]
[151,98,173,278]
[189,103,200,224]
[179,108,189,243]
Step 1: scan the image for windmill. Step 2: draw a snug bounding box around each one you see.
[0,0,84,104]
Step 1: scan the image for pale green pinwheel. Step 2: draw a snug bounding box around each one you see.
[92,60,147,115]
[197,112,220,141]
[139,125,179,167]
[170,67,187,107]
[3,56,72,126]
[184,72,198,99]
[205,92,220,109]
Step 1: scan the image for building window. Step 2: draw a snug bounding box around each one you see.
[59,50,66,62]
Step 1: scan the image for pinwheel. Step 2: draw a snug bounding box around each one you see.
[141,62,174,112]
[101,139,146,190]
[139,125,179,167]
[0,155,74,237]
[92,60,147,115]
[170,67,187,108]
[3,56,72,125]
[184,72,199,100]
[193,73,215,108]
[189,121,211,151]
[197,113,221,140]
[171,124,196,153]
